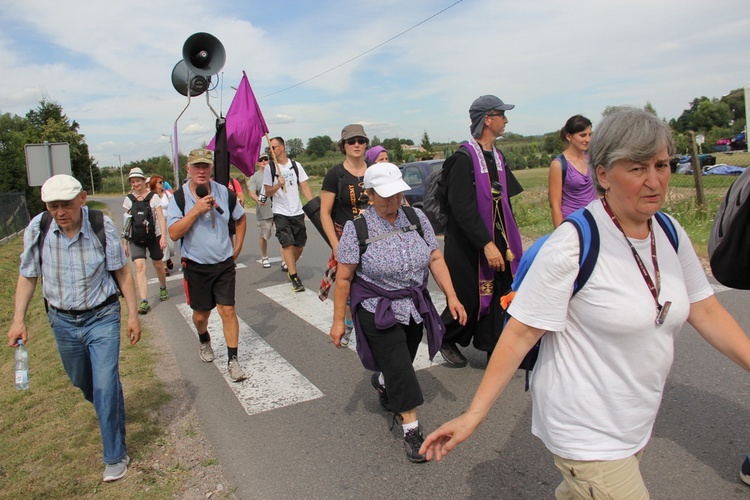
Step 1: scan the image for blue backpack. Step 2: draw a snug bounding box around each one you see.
[508,207,679,390]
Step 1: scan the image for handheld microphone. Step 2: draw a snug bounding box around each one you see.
[195,184,224,214]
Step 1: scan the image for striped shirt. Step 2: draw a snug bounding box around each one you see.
[19,207,127,311]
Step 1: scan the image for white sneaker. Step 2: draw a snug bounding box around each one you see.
[261,257,271,268]
[199,342,215,363]
[103,455,130,482]
[228,356,247,382]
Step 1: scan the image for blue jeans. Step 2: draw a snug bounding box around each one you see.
[47,301,127,465]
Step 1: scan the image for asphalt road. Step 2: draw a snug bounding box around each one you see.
[95,195,750,499]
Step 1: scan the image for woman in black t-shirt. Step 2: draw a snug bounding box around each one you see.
[319,124,371,345]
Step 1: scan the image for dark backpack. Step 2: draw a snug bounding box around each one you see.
[353,205,425,256]
[708,168,750,289]
[37,209,121,303]
[506,208,679,390]
[422,168,447,234]
[127,192,157,244]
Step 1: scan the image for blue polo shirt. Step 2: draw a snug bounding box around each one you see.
[167,180,245,264]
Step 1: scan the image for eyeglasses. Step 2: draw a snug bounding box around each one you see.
[346,137,368,146]
[487,111,505,118]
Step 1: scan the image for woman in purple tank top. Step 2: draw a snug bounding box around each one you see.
[548,115,596,227]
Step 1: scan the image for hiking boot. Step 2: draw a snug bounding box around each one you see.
[290,274,305,292]
[199,342,215,363]
[371,372,391,411]
[741,455,750,486]
[403,427,427,463]
[439,342,467,367]
[228,356,247,382]
[159,286,168,301]
[138,300,150,315]
[103,455,130,482]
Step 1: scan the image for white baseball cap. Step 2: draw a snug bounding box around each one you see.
[363,163,411,198]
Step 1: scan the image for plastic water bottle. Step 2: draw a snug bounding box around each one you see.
[15,340,29,390]
[259,186,267,204]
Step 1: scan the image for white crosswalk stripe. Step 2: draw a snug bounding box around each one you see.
[176,302,323,416]
[258,283,449,369]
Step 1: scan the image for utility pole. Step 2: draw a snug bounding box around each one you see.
[115,154,125,194]
[162,133,178,186]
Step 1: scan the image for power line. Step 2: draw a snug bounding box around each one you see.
[260,0,464,99]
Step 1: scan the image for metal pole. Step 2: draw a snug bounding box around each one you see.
[44,141,53,178]
[117,154,125,194]
[89,164,96,195]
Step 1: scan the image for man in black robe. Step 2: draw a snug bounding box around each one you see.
[439,95,524,367]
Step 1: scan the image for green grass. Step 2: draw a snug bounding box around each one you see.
[0,203,186,498]
[511,167,726,257]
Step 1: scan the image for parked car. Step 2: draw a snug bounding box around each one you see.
[398,159,445,234]
[398,159,444,208]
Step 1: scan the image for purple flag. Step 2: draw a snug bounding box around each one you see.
[208,71,269,176]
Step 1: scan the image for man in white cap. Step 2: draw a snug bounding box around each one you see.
[439,95,524,367]
[7,174,141,482]
[168,148,248,382]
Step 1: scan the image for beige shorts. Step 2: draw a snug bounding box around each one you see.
[256,218,275,241]
[553,450,648,500]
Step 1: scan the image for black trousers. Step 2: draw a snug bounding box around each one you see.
[358,309,424,414]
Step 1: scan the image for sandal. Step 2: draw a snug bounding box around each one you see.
[262,257,271,268]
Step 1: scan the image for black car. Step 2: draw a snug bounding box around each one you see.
[398,159,444,209]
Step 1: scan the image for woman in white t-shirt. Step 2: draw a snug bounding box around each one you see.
[150,175,174,274]
[420,108,750,499]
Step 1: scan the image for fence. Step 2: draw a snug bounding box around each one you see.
[0,192,30,244]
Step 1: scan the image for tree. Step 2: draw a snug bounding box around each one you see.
[285,138,304,158]
[381,138,404,163]
[25,99,99,196]
[420,131,432,153]
[306,135,334,157]
[371,135,381,146]
[644,101,658,116]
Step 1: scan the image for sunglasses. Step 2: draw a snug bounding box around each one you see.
[346,137,368,146]
[487,111,505,118]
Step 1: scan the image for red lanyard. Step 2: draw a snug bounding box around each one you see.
[601,198,670,325]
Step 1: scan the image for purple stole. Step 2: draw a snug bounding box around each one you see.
[462,140,523,316]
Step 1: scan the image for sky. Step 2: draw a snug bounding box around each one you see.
[1,0,749,168]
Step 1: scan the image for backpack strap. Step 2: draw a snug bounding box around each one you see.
[173,187,186,214]
[401,205,424,240]
[127,193,137,207]
[565,208,599,295]
[556,154,568,185]
[654,211,679,252]
[354,206,426,257]
[353,216,369,256]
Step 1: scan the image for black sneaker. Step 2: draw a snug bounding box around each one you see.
[440,342,467,367]
[403,427,427,463]
[371,372,391,411]
[741,455,750,485]
[290,275,305,292]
